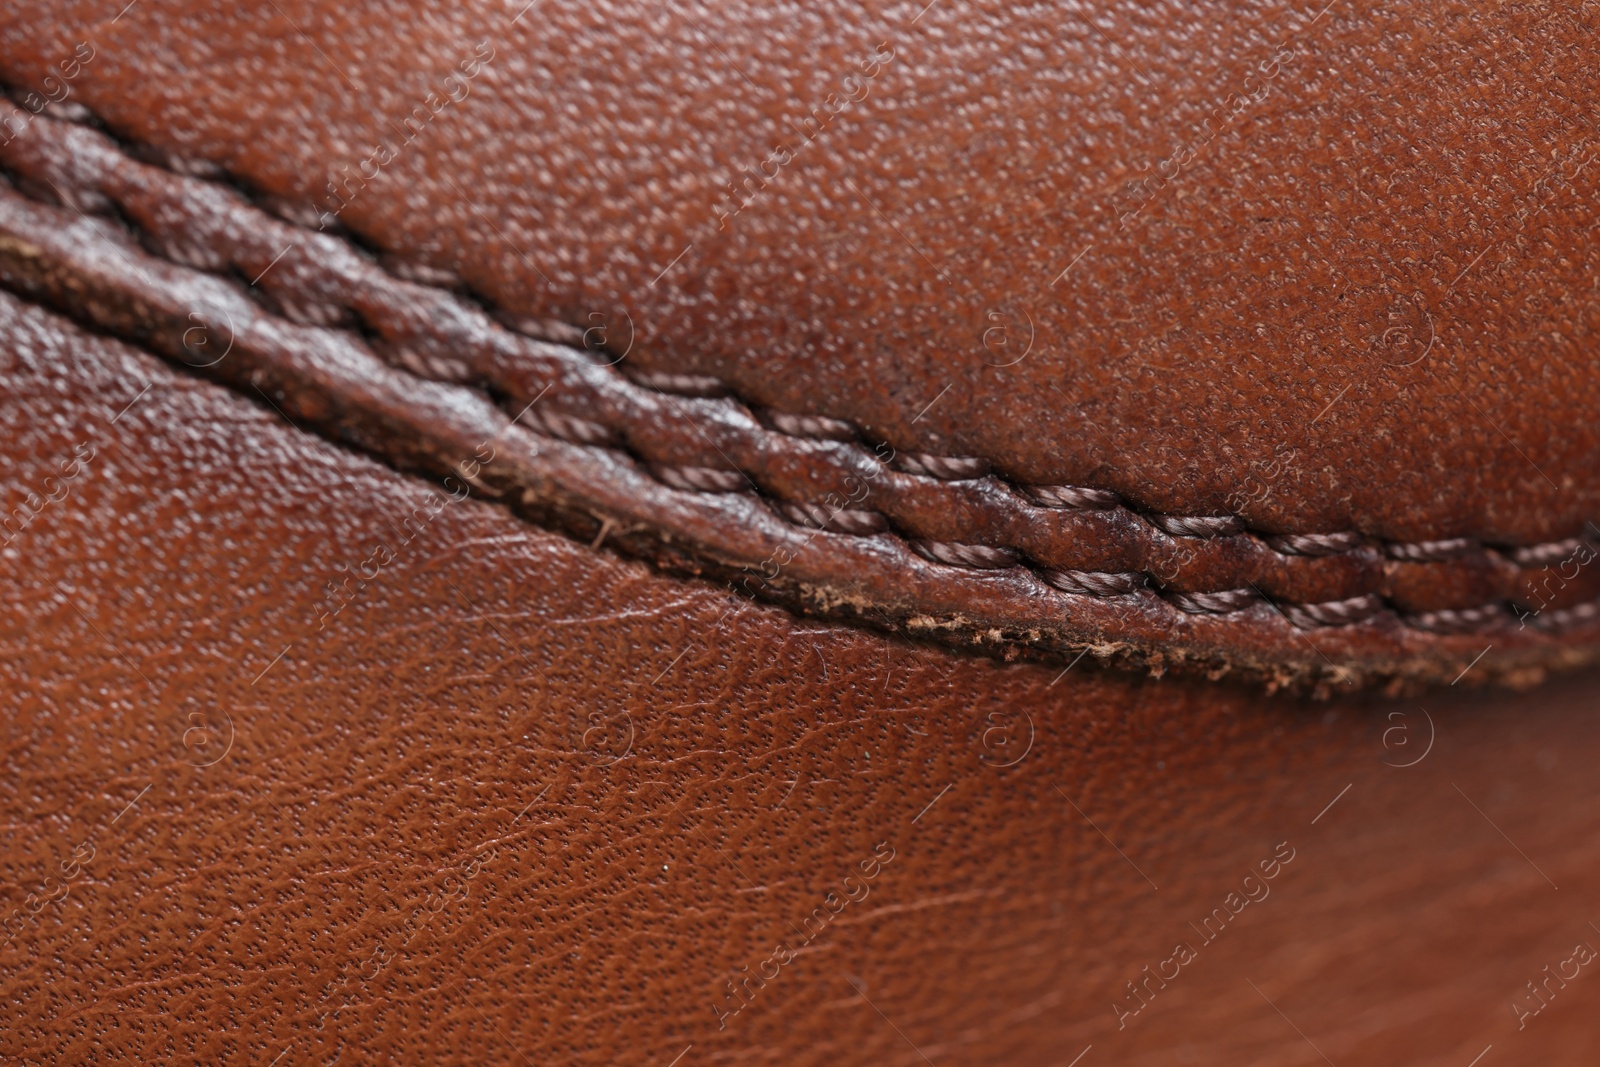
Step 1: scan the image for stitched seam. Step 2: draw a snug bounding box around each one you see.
[0,106,1594,641]
[15,104,1584,566]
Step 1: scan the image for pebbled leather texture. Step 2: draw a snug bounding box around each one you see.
[0,108,1596,689]
[3,300,1600,1066]
[3,2,1600,1064]
[2,0,1597,546]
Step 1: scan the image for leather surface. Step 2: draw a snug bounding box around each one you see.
[3,294,1600,1065]
[3,2,1600,1063]
[2,0,1599,547]
[0,108,1597,689]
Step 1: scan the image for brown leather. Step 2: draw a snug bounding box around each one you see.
[3,298,1600,1065]
[0,109,1596,691]
[5,3,1600,688]
[3,2,1600,1064]
[3,0,1596,544]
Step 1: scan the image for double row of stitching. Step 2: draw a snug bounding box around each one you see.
[1,105,1598,664]
[10,105,1591,583]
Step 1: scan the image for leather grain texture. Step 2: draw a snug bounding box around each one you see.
[0,107,1596,689]
[2,1,1600,1063]
[2,0,1596,544]
[2,295,1600,1064]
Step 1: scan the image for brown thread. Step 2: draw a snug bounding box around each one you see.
[760,409,860,442]
[1040,569,1144,597]
[625,371,732,398]
[1167,588,1261,614]
[1150,514,1247,539]
[893,452,991,480]
[1510,536,1588,567]
[1266,531,1364,557]
[1386,538,1477,562]
[1279,594,1384,629]
[1,106,1597,643]
[1534,599,1600,633]
[771,501,889,535]
[909,540,1020,569]
[517,406,614,448]
[1403,605,1509,634]
[16,92,1594,575]
[1025,484,1122,510]
[651,465,748,494]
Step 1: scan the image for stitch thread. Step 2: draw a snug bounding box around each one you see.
[1386,538,1477,562]
[761,409,860,442]
[1535,600,1600,632]
[1280,594,1384,629]
[1168,588,1260,614]
[626,370,732,398]
[1040,569,1144,597]
[1,105,1598,655]
[1025,484,1122,510]
[772,501,888,535]
[652,465,747,493]
[910,540,1019,570]
[894,452,991,480]
[1404,605,1508,634]
[1266,532,1364,557]
[519,406,613,448]
[1150,514,1246,539]
[12,97,1592,580]
[1511,535,1588,567]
